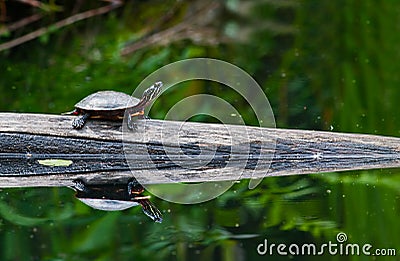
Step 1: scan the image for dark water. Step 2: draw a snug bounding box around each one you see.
[0,1,399,260]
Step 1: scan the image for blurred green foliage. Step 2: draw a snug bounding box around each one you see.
[0,0,399,260]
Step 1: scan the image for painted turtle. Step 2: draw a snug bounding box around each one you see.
[65,81,162,129]
[70,178,163,223]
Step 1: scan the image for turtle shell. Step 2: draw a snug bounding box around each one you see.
[74,91,140,111]
[77,198,140,211]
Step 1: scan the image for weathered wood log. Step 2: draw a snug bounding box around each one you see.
[0,112,399,188]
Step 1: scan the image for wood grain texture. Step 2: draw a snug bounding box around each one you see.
[0,112,399,188]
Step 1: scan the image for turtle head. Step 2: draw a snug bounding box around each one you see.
[130,81,163,112]
[141,81,163,102]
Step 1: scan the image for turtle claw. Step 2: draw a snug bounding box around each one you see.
[127,121,138,131]
[127,115,150,130]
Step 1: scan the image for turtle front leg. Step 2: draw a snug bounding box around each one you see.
[72,112,90,129]
[126,110,144,130]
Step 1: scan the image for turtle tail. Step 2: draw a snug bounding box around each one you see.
[62,109,79,115]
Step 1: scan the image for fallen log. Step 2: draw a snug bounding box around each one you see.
[0,112,399,188]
